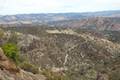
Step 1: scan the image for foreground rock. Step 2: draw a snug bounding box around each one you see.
[0,48,46,80]
[0,48,19,73]
[0,69,46,80]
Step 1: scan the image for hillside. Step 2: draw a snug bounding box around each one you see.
[0,10,120,28]
[50,17,120,31]
[1,27,120,80]
[0,47,46,80]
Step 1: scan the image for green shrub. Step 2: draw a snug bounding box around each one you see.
[2,43,19,64]
[19,61,39,74]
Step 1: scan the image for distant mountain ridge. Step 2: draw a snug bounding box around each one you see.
[51,17,120,31]
[0,10,120,22]
[0,10,120,31]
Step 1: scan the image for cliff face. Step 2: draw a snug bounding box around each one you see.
[0,48,46,80]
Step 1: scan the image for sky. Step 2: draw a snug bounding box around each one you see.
[0,0,120,15]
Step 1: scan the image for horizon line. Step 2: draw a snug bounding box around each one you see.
[0,9,120,16]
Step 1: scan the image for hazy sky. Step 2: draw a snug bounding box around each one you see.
[0,0,120,15]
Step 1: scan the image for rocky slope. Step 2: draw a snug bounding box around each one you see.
[0,46,46,80]
[2,27,120,80]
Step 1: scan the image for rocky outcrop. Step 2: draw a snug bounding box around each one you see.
[0,48,19,73]
[0,69,46,80]
[0,48,46,80]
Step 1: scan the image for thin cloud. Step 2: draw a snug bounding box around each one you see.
[0,0,119,15]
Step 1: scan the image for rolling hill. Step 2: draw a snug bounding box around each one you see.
[1,26,120,80]
[0,10,120,30]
